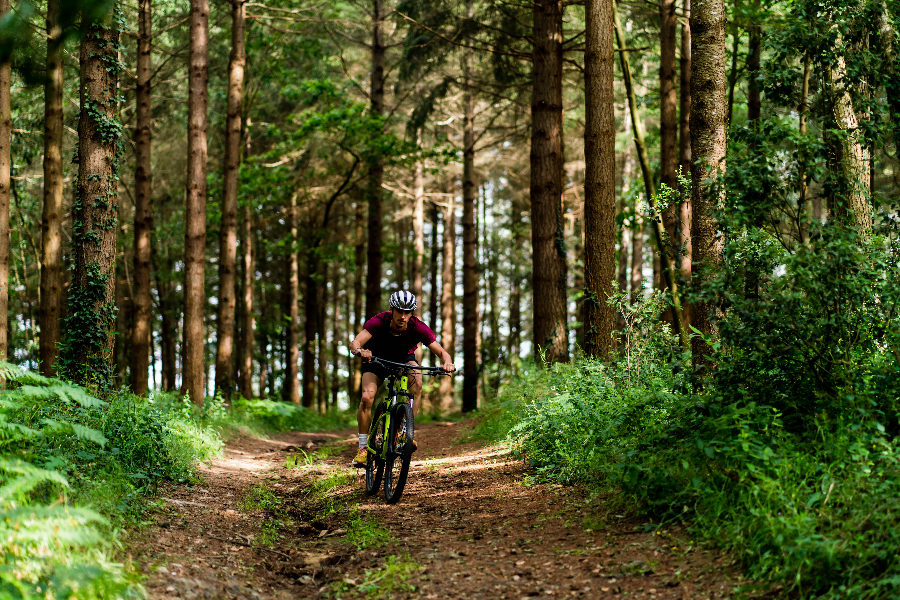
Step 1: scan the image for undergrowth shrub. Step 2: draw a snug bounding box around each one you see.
[481,225,900,598]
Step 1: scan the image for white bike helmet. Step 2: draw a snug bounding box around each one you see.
[389,290,417,311]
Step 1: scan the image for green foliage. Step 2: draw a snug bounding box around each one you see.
[345,510,389,550]
[331,554,420,599]
[0,363,226,598]
[229,398,354,434]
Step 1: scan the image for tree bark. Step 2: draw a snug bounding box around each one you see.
[438,201,456,412]
[215,0,245,401]
[583,0,617,359]
[365,0,385,320]
[238,203,254,399]
[726,29,739,126]
[39,0,64,376]
[0,0,8,365]
[317,263,329,411]
[678,0,692,283]
[131,0,153,394]
[427,202,439,371]
[461,11,479,411]
[508,196,524,360]
[64,17,121,387]
[690,0,728,366]
[660,0,678,192]
[183,0,210,405]
[825,49,872,235]
[531,0,569,364]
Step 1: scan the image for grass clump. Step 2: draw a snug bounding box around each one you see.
[331,554,420,599]
[345,509,389,550]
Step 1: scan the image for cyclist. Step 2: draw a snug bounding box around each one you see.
[349,290,454,467]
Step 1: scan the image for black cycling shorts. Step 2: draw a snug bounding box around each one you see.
[360,352,418,382]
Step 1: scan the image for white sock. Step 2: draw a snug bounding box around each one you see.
[358,434,368,449]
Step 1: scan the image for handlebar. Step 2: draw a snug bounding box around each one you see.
[350,350,454,376]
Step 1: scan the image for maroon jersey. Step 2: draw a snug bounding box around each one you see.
[363,311,436,363]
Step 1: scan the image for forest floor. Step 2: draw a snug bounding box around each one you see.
[127,419,767,599]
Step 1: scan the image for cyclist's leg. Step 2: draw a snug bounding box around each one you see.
[357,371,382,434]
[406,360,423,419]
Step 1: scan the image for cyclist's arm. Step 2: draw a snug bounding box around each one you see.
[426,341,455,373]
[349,330,373,360]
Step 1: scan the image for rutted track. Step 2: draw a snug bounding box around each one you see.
[130,420,759,599]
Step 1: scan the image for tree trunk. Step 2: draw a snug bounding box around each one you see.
[659,0,679,318]
[331,284,341,408]
[302,254,317,408]
[0,0,8,365]
[427,202,439,371]
[678,0,692,289]
[183,0,210,405]
[531,0,569,364]
[131,0,152,394]
[461,15,479,411]
[438,201,456,413]
[747,10,761,124]
[799,57,811,221]
[614,0,688,347]
[630,213,643,302]
[583,0,617,359]
[365,0,385,319]
[317,263,328,411]
[238,203,254,399]
[352,198,365,396]
[825,49,872,235]
[411,160,424,315]
[690,0,728,366]
[287,195,302,405]
[508,196,524,360]
[214,0,245,400]
[64,17,120,387]
[39,0,64,376]
[726,29,739,126]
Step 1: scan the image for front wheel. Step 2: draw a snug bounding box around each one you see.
[365,403,387,495]
[384,401,414,504]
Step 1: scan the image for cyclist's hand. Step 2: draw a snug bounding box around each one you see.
[442,362,456,374]
[359,349,373,362]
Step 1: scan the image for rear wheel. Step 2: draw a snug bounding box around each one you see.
[365,403,387,496]
[384,400,414,504]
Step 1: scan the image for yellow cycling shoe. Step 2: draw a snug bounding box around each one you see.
[352,446,368,468]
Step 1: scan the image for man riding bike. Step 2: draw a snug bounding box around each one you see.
[349,290,455,467]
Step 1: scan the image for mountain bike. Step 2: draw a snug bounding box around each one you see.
[356,355,451,504]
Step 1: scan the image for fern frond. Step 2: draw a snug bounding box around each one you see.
[0,459,69,503]
[39,420,107,447]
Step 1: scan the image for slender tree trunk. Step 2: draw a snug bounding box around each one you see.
[690,0,728,366]
[747,11,761,124]
[726,29,739,126]
[678,0,692,284]
[39,0,64,376]
[614,0,688,347]
[286,196,301,405]
[583,0,617,359]
[131,0,152,394]
[64,16,121,387]
[183,0,210,405]
[238,204,254,398]
[411,160,424,315]
[630,214,644,302]
[531,0,569,364]
[799,57,811,222]
[438,201,456,412]
[214,0,245,401]
[352,199,365,395]
[154,246,177,391]
[0,0,8,365]
[659,0,679,320]
[365,0,385,319]
[331,285,341,407]
[461,11,479,411]
[317,264,328,411]
[508,197,524,360]
[302,254,318,408]
[427,202,439,370]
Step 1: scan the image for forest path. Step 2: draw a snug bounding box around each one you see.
[130,420,754,599]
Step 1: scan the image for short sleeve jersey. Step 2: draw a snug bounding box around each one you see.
[363,311,436,363]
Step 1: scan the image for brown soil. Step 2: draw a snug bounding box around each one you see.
[129,420,764,599]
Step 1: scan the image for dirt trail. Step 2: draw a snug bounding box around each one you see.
[130,420,757,599]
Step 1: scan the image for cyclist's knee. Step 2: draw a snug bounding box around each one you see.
[359,390,376,408]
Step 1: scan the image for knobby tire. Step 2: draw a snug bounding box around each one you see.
[384,400,414,504]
